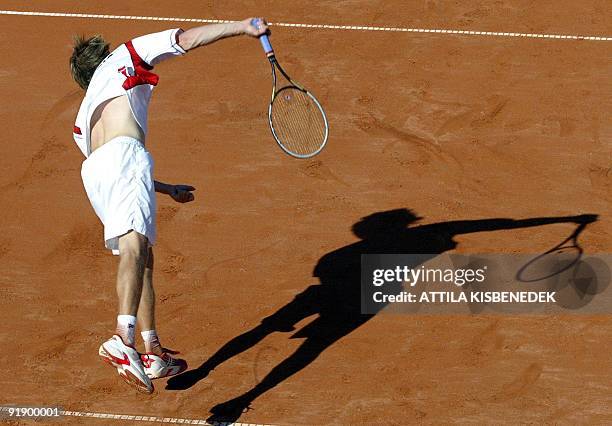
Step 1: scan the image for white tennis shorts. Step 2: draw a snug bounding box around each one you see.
[81,136,156,255]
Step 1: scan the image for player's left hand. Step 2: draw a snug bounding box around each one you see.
[170,185,195,203]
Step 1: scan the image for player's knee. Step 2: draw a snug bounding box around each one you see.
[120,245,148,267]
[119,231,149,263]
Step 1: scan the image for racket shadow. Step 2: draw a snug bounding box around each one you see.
[165,209,598,422]
[516,216,597,283]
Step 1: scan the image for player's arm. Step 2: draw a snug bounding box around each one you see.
[430,214,598,237]
[178,18,268,51]
[154,180,195,203]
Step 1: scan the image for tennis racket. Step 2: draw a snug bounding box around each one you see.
[516,216,596,283]
[252,19,329,158]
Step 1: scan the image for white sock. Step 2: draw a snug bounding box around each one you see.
[116,315,137,346]
[141,329,162,355]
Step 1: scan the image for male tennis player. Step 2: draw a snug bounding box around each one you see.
[70,18,269,393]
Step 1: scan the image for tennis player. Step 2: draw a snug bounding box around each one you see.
[70,18,269,393]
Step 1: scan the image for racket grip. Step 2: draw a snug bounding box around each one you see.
[250,18,274,56]
[259,34,274,55]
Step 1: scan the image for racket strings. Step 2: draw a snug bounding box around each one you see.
[270,87,327,157]
[274,90,317,153]
[275,94,309,152]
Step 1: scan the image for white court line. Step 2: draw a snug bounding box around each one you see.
[0,9,611,41]
[61,410,272,425]
[0,406,270,425]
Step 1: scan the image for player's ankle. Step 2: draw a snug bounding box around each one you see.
[116,314,137,346]
[141,329,163,355]
[148,344,164,356]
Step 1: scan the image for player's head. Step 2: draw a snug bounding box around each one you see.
[352,209,422,239]
[70,35,110,90]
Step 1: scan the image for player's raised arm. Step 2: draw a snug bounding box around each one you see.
[177,18,268,51]
[428,214,598,238]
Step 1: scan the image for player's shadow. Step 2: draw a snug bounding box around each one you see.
[165,208,597,422]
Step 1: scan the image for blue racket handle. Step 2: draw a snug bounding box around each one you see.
[259,34,274,55]
[251,18,274,56]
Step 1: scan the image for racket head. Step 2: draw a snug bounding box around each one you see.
[516,246,583,283]
[268,85,329,159]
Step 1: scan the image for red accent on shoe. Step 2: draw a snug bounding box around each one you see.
[140,354,154,369]
[104,347,130,366]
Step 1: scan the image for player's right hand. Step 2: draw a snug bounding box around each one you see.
[243,18,269,37]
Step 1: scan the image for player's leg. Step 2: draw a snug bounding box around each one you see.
[137,247,155,331]
[137,246,188,379]
[99,230,154,393]
[138,247,162,354]
[115,230,149,344]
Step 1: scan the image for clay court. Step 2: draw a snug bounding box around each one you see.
[1,0,611,424]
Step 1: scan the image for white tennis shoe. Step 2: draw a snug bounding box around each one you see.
[99,335,154,394]
[140,350,188,379]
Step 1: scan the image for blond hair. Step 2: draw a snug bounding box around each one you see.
[70,35,110,90]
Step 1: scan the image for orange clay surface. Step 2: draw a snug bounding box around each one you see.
[0,1,611,424]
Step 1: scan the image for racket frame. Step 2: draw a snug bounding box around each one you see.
[515,222,587,282]
[266,56,329,158]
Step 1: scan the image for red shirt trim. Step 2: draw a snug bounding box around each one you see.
[125,40,153,70]
[122,40,159,90]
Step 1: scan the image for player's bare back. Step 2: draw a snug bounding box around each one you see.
[90,96,144,152]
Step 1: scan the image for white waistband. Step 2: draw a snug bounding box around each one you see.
[87,136,145,160]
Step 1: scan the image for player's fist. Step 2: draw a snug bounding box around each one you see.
[170,185,195,203]
[571,214,598,224]
[244,18,269,37]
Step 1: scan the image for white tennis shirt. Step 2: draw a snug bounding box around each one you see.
[73,28,186,157]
